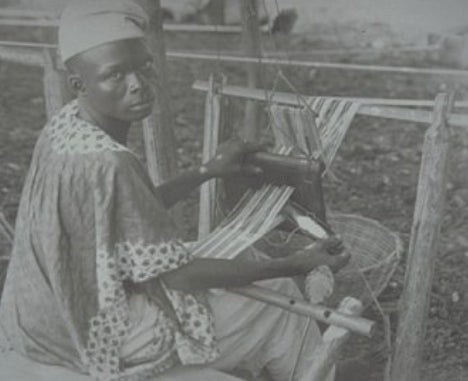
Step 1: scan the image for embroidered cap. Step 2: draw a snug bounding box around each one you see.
[58,0,148,63]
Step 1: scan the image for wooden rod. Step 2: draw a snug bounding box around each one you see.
[0,17,269,33]
[0,9,56,18]
[359,105,468,128]
[230,285,375,337]
[164,23,268,33]
[169,51,468,77]
[193,81,468,108]
[0,41,440,57]
[170,46,440,59]
[0,40,56,49]
[0,46,44,67]
[0,18,57,27]
[390,93,453,381]
[192,81,468,128]
[0,41,457,78]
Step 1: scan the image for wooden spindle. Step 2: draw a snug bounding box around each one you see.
[231,285,374,337]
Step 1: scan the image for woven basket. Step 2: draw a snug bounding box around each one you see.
[326,212,403,307]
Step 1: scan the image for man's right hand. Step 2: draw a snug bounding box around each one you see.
[286,236,350,274]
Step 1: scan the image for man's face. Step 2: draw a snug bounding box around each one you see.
[70,38,156,123]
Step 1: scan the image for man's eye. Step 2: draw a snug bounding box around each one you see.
[109,71,124,80]
[140,60,154,73]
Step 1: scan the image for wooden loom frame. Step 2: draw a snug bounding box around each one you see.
[195,77,455,381]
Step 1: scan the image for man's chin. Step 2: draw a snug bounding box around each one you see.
[127,105,154,122]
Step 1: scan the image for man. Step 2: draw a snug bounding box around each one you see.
[0,1,349,380]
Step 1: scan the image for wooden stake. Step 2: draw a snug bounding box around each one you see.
[42,49,71,118]
[240,0,262,141]
[141,0,177,186]
[307,297,364,381]
[390,93,453,381]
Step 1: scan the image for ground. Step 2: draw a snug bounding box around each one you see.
[0,23,467,381]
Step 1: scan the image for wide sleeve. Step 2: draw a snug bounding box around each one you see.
[86,152,218,380]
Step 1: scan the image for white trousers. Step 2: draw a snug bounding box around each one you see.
[208,278,334,381]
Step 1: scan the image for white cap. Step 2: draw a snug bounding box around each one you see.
[58,0,148,63]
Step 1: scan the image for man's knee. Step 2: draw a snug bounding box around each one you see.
[255,277,302,298]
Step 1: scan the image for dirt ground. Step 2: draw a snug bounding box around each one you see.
[0,24,467,381]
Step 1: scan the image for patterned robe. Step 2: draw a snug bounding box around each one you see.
[0,100,219,380]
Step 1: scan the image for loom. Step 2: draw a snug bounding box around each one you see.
[191,95,392,338]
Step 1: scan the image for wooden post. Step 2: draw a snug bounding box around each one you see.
[141,0,178,186]
[206,0,225,24]
[240,0,262,141]
[307,297,364,381]
[391,93,453,381]
[42,49,71,118]
[198,76,222,239]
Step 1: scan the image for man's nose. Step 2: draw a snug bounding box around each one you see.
[127,71,145,93]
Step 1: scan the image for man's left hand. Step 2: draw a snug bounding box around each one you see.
[204,139,264,178]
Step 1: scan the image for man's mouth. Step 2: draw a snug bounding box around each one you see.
[129,98,154,111]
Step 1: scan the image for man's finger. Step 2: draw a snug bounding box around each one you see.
[242,141,268,154]
[242,164,264,176]
[330,251,351,273]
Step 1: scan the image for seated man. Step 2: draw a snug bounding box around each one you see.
[0,1,349,380]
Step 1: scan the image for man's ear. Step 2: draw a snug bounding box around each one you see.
[68,74,85,95]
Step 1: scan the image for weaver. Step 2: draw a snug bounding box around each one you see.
[0,1,351,381]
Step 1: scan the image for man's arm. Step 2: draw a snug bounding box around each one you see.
[160,238,349,292]
[155,140,263,208]
[155,166,213,208]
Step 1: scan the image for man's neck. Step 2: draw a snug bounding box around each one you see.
[77,98,130,146]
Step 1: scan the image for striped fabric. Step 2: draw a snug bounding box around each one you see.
[194,98,360,260]
[270,98,361,169]
[192,147,294,260]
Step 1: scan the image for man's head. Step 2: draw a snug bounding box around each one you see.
[59,0,155,124]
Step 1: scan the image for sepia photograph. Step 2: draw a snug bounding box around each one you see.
[0,1,466,380]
